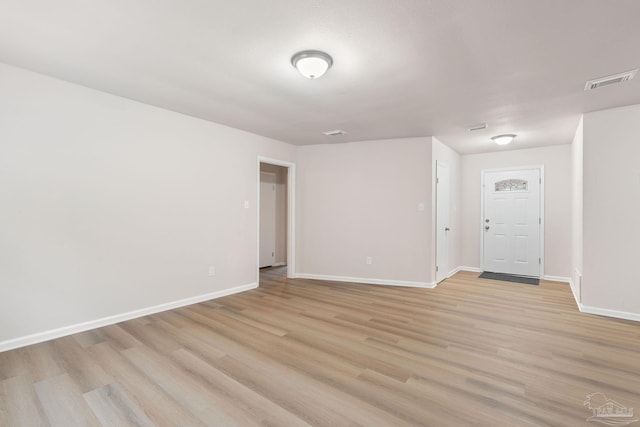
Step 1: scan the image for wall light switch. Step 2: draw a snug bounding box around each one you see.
[208,266,216,276]
[244,200,250,209]
[366,256,373,265]
[418,203,425,212]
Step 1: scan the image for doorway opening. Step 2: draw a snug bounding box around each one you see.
[480,165,544,278]
[257,157,296,284]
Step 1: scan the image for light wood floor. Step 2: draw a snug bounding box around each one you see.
[1,268,639,426]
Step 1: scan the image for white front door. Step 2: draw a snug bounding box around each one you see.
[436,162,450,283]
[482,168,542,277]
[259,172,276,268]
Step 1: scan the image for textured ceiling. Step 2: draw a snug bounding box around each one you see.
[1,0,639,153]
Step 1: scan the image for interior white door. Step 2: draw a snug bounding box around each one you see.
[259,172,276,268]
[482,168,541,277]
[436,162,450,283]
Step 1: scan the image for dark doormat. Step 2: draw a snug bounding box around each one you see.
[479,272,540,285]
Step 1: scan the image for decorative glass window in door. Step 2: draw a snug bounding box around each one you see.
[495,179,528,192]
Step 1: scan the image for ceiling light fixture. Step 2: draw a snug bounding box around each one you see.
[291,50,333,79]
[491,134,516,146]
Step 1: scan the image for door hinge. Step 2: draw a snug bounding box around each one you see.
[539,177,542,184]
[539,258,541,264]
[436,178,439,184]
[436,266,439,272]
[272,252,275,257]
[539,217,541,224]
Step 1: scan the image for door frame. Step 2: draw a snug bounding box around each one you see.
[257,156,296,283]
[479,165,545,277]
[435,161,450,283]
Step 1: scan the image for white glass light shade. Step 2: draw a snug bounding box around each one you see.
[491,134,516,145]
[291,51,333,79]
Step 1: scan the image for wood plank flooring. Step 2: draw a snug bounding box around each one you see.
[1,268,639,426]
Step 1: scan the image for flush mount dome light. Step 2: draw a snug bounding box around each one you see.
[291,50,333,79]
[491,134,516,146]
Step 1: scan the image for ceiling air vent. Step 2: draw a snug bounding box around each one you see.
[323,129,347,136]
[466,123,488,132]
[584,69,638,91]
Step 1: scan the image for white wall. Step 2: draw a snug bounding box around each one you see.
[260,163,287,265]
[571,117,584,301]
[8,59,621,349]
[582,104,640,316]
[460,145,572,278]
[432,137,461,277]
[0,63,296,347]
[296,137,433,286]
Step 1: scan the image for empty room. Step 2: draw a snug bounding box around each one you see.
[1,1,640,426]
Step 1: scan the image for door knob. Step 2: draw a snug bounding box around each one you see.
[445,227,450,231]
[485,225,490,231]
[485,219,490,223]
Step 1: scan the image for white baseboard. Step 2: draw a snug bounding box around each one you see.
[0,282,257,353]
[273,262,287,267]
[578,304,640,323]
[566,278,639,323]
[455,266,482,273]
[571,268,582,305]
[542,275,571,283]
[446,267,461,278]
[567,278,580,308]
[294,273,436,289]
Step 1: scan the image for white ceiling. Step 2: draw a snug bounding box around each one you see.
[1,0,639,154]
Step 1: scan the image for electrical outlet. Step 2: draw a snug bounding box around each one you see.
[366,256,373,265]
[208,266,216,276]
[244,200,250,209]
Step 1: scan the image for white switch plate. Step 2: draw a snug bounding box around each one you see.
[418,203,425,212]
[208,266,216,276]
[244,200,250,209]
[366,256,373,265]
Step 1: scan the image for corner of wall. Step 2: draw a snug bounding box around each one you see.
[571,115,584,307]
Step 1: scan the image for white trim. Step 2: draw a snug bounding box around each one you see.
[480,165,545,278]
[565,278,639,322]
[455,265,482,273]
[578,305,640,323]
[542,275,571,283]
[435,161,450,283]
[294,273,436,289]
[568,278,581,308]
[540,166,545,277]
[572,268,582,304]
[272,262,287,267]
[0,282,257,353]
[257,156,296,282]
[446,267,461,278]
